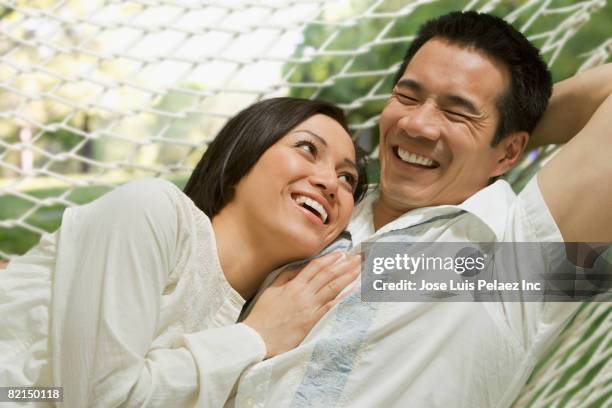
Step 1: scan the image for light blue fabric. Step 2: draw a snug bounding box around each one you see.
[291,211,465,407]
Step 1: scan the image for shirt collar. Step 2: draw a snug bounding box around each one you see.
[346,185,378,245]
[348,180,516,243]
[456,179,516,241]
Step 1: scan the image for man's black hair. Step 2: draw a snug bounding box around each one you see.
[393,11,552,145]
[184,97,367,218]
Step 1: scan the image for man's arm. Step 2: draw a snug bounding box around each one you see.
[536,63,612,242]
[528,63,612,149]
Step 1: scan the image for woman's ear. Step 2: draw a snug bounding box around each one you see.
[492,131,529,177]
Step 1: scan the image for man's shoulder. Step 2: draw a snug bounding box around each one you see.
[513,174,564,242]
[350,176,561,243]
[458,175,562,242]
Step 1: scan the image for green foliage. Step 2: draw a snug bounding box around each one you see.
[2,0,611,256]
[0,177,188,257]
[287,0,612,156]
[287,0,473,121]
[0,185,110,255]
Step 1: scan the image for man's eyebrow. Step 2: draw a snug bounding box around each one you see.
[445,94,479,115]
[395,79,422,92]
[396,79,480,115]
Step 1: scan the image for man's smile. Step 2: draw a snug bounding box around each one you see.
[392,146,440,169]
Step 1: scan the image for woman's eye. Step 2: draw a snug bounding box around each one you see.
[296,141,317,156]
[338,173,356,189]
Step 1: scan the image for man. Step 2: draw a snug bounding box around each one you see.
[231,11,611,407]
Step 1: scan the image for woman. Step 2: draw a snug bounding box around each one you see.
[0,98,366,407]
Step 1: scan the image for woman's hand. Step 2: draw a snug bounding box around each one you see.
[243,252,360,358]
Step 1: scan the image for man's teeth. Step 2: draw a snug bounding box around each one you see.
[294,195,328,224]
[397,147,435,167]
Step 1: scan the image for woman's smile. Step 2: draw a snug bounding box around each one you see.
[291,192,332,226]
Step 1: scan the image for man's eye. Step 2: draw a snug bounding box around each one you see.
[296,141,317,156]
[445,110,467,119]
[395,93,418,104]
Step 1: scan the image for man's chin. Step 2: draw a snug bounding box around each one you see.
[381,187,433,212]
[381,178,436,204]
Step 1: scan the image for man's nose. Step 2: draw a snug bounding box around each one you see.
[397,101,442,142]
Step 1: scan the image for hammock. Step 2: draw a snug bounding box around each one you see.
[0,1,610,406]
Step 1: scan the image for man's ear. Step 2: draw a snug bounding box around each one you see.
[492,131,529,177]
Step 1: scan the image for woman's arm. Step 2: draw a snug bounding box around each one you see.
[56,178,359,407]
[55,179,265,407]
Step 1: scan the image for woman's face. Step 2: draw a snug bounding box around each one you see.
[226,114,358,260]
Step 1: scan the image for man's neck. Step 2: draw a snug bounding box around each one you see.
[373,196,411,231]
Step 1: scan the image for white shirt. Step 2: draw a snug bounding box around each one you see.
[231,175,581,408]
[0,178,266,407]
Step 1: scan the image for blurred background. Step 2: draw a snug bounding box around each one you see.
[0,0,610,259]
[0,1,610,406]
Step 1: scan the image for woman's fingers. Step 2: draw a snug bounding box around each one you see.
[271,267,300,287]
[307,253,360,294]
[315,256,360,303]
[292,251,344,284]
[314,288,352,320]
[243,252,360,359]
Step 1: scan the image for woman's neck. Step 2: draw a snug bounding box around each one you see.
[211,209,280,300]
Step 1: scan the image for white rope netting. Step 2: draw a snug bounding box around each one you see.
[0,0,610,406]
[514,301,611,408]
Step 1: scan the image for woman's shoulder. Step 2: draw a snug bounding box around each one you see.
[85,178,185,217]
[111,177,183,203]
[67,178,214,258]
[62,178,203,244]
[107,178,214,242]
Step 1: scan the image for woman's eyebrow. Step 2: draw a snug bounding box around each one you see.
[343,158,358,174]
[294,129,358,172]
[294,130,328,146]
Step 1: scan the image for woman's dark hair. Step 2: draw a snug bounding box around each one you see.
[184,97,367,218]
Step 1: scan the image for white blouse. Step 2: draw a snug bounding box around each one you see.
[0,178,266,407]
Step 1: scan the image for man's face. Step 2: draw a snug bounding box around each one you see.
[378,38,512,215]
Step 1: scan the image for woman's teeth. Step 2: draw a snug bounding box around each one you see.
[294,195,328,224]
[396,147,436,167]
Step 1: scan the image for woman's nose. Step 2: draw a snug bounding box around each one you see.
[311,166,338,201]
